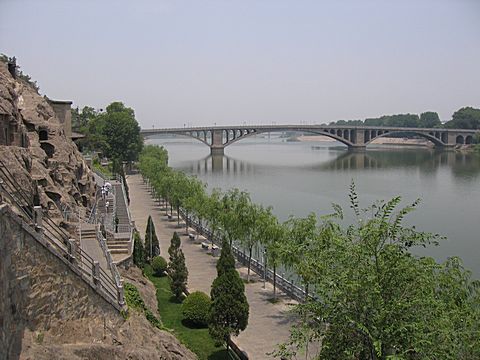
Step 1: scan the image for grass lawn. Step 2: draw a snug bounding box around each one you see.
[144,265,231,360]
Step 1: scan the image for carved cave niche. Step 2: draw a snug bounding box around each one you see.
[38,128,48,141]
[40,142,55,159]
[45,190,62,206]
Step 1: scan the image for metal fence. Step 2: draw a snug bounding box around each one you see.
[178,208,308,303]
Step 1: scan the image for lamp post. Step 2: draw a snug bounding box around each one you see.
[263,249,267,289]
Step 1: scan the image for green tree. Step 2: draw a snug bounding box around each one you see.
[283,212,319,297]
[259,214,287,301]
[235,200,265,283]
[216,240,236,276]
[182,176,206,234]
[209,242,249,349]
[145,215,160,261]
[72,105,97,132]
[244,204,272,283]
[99,102,143,163]
[169,171,190,226]
[204,188,224,246]
[275,185,480,360]
[168,232,188,299]
[168,231,181,263]
[444,107,480,129]
[132,231,146,268]
[419,111,442,128]
[220,189,251,247]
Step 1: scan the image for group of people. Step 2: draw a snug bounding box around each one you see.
[101,181,112,201]
[100,181,120,232]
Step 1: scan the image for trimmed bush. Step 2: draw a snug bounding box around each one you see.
[152,256,168,276]
[182,291,211,326]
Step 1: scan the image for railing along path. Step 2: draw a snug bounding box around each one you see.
[0,159,125,310]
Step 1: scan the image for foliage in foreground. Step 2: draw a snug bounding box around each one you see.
[274,184,480,360]
[182,291,211,327]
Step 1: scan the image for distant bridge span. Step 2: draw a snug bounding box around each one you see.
[141,125,479,154]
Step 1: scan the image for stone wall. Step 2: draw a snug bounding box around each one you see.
[0,204,197,360]
[47,99,72,138]
[0,204,121,359]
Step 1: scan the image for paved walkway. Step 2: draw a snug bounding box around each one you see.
[127,174,297,359]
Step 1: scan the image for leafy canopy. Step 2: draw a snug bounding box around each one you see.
[275,183,480,360]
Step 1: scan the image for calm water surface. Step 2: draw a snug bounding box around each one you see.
[150,137,480,277]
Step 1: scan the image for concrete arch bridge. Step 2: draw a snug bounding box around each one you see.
[141,125,479,154]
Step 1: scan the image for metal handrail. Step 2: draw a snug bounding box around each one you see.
[0,159,123,309]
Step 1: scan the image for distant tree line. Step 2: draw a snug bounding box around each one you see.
[328,107,480,130]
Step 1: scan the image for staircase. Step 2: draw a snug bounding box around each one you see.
[108,182,132,262]
[79,223,109,271]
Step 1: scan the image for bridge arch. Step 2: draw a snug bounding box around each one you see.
[223,128,355,148]
[144,131,214,147]
[365,130,446,147]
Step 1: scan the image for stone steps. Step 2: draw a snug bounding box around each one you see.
[107,244,130,250]
[110,248,129,254]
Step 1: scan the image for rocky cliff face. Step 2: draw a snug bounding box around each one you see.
[0,62,96,222]
[0,63,197,360]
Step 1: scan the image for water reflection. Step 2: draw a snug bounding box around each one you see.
[186,154,257,176]
[180,150,480,181]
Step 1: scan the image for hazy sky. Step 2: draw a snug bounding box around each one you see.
[1,0,479,128]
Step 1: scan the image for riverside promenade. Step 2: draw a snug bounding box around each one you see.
[127,174,298,359]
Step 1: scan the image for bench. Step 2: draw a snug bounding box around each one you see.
[188,233,196,240]
[167,214,172,220]
[201,242,209,249]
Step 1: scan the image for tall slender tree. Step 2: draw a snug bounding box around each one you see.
[209,242,249,349]
[145,215,160,262]
[132,231,146,268]
[168,232,188,299]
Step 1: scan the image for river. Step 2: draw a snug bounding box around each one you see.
[149,136,480,277]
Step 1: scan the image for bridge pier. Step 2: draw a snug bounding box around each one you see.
[210,129,225,155]
[210,146,225,155]
[348,145,366,152]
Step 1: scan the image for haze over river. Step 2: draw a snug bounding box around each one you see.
[150,136,480,277]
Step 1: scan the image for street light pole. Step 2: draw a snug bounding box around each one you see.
[263,249,267,289]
